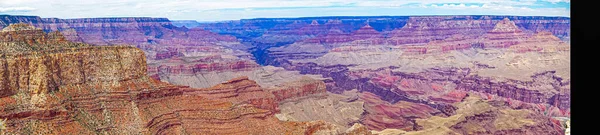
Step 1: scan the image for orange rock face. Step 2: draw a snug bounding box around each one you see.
[508,31,570,53]
[482,18,528,48]
[0,23,69,45]
[269,77,327,102]
[359,92,440,131]
[187,76,279,111]
[0,24,332,135]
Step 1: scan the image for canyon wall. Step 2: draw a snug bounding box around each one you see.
[0,24,339,134]
[0,15,570,134]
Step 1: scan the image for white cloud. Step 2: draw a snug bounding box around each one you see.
[427,2,568,17]
[0,0,540,11]
[0,0,570,21]
[0,7,36,12]
[541,0,570,3]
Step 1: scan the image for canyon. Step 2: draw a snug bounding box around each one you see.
[0,14,570,134]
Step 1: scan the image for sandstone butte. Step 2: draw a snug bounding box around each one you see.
[0,23,345,135]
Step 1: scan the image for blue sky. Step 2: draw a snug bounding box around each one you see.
[0,0,570,22]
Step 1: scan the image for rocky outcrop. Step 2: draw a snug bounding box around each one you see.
[301,23,384,44]
[1,15,242,49]
[0,25,335,134]
[153,59,260,75]
[508,31,570,53]
[0,24,143,98]
[481,18,529,48]
[185,76,278,111]
[256,16,569,66]
[276,90,365,133]
[424,34,478,54]
[0,45,145,98]
[0,23,69,45]
[197,16,568,43]
[359,92,441,131]
[265,43,329,66]
[279,46,570,116]
[39,17,177,45]
[170,20,201,28]
[0,15,45,28]
[0,75,331,134]
[405,95,563,135]
[268,76,327,102]
[386,16,490,45]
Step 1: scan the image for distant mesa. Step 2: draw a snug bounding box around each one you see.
[1,23,41,31]
[310,20,319,25]
[490,18,522,33]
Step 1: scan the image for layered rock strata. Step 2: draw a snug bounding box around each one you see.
[279,41,570,116]
[0,25,335,135]
[359,92,441,131]
[402,95,564,135]
[276,90,365,133]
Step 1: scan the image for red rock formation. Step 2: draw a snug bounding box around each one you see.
[370,72,400,88]
[359,92,440,131]
[38,17,172,45]
[1,15,44,28]
[349,24,385,44]
[509,31,570,53]
[398,45,428,55]
[268,77,327,102]
[408,96,564,135]
[428,90,468,104]
[1,75,331,134]
[186,76,278,111]
[482,18,528,48]
[551,92,570,111]
[353,24,381,39]
[0,26,333,134]
[386,16,494,45]
[153,59,259,75]
[0,23,68,45]
[301,23,384,44]
[8,17,241,48]
[424,34,477,53]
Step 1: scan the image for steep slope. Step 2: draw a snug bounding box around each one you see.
[359,92,441,131]
[270,19,571,133]
[276,90,365,133]
[404,95,563,135]
[0,24,335,135]
[255,16,569,66]
[481,18,529,48]
[0,15,571,134]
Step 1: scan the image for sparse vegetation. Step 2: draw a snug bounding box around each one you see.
[0,118,7,135]
[565,120,570,135]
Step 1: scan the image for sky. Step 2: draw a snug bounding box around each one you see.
[0,0,570,22]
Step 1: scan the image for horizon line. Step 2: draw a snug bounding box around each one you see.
[1,14,571,23]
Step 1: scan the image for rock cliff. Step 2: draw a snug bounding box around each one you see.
[404,95,563,135]
[0,24,335,134]
[0,15,570,134]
